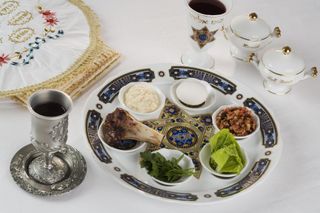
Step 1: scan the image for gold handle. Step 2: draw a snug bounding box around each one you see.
[221,26,228,40]
[248,53,256,62]
[311,67,318,78]
[273,27,281,38]
[282,46,291,55]
[249,12,258,21]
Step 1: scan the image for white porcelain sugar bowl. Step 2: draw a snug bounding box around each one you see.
[223,12,281,61]
[249,46,318,95]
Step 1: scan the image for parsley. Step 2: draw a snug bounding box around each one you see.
[140,151,194,183]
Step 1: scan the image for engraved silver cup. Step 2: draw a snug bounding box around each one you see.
[27,89,73,184]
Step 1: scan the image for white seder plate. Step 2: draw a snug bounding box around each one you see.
[82,64,282,204]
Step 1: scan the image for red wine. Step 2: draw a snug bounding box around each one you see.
[189,0,226,15]
[33,102,66,117]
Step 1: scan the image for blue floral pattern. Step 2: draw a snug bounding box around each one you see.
[167,126,198,148]
[169,66,237,95]
[83,65,281,202]
[215,159,271,197]
[121,174,198,201]
[2,6,64,66]
[9,30,64,66]
[244,98,278,148]
[98,69,155,104]
[85,110,112,163]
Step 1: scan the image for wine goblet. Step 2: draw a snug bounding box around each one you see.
[27,89,73,184]
[181,0,232,68]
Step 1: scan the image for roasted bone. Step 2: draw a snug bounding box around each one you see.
[101,108,163,146]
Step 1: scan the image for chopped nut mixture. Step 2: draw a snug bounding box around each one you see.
[215,107,257,136]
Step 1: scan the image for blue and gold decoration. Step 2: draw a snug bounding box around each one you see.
[244,98,278,148]
[191,26,218,48]
[167,126,198,148]
[98,69,155,104]
[169,66,237,95]
[85,110,112,164]
[121,174,198,201]
[215,159,271,197]
[144,100,215,178]
[84,66,280,202]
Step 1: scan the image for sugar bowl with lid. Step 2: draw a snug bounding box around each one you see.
[249,46,318,95]
[223,12,281,61]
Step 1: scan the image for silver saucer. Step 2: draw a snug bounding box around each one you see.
[10,144,87,196]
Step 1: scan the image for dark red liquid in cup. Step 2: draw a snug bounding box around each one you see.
[33,102,66,117]
[189,0,226,15]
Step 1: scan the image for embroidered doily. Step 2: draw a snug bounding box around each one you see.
[0,0,120,104]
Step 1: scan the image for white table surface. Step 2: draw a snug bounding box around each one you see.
[1,0,320,212]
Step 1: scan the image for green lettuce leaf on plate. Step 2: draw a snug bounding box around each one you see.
[209,129,246,174]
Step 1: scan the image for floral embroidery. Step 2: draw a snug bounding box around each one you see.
[39,7,58,27]
[1,5,64,66]
[45,17,58,26]
[0,54,10,66]
[10,30,64,66]
[41,9,55,17]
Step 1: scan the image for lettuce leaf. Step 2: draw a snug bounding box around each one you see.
[209,129,246,174]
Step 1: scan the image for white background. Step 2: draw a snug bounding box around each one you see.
[1,0,320,212]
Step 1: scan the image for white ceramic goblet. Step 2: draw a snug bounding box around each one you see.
[181,0,232,68]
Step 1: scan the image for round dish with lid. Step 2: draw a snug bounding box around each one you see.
[223,12,281,61]
[249,46,318,95]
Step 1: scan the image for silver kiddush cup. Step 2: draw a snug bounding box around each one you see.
[27,89,73,184]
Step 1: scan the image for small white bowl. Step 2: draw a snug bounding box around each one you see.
[118,82,166,121]
[98,123,147,154]
[199,143,249,179]
[144,148,195,186]
[212,104,260,140]
[170,79,216,114]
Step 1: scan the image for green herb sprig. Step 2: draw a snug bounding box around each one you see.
[140,151,194,183]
